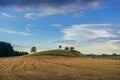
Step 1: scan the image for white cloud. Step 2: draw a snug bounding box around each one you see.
[38,8,59,17]
[62,24,117,40]
[24,6,84,19]
[23,0,107,19]
[90,29,116,38]
[52,24,69,27]
[45,0,103,16]
[92,0,101,9]
[57,24,120,54]
[24,13,37,19]
[0,28,31,36]
[0,13,16,18]
[52,24,64,27]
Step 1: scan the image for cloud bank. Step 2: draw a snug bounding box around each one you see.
[0,0,107,18]
[0,0,107,8]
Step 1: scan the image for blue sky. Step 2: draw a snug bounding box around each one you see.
[0,0,120,54]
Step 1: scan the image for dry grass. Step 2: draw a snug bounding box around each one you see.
[0,56,120,80]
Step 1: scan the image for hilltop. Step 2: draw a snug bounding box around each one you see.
[28,49,83,57]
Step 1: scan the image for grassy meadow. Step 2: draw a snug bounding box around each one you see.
[0,55,120,80]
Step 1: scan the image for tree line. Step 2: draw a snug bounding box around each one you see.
[0,41,28,57]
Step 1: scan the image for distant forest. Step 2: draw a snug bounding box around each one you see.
[0,41,28,57]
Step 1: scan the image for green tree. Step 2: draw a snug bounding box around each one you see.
[65,47,69,50]
[31,47,37,53]
[70,47,74,52]
[0,41,14,57]
[59,45,62,49]
[102,53,106,56]
[112,53,117,56]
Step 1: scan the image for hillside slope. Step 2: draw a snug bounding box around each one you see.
[29,50,83,57]
[0,56,120,80]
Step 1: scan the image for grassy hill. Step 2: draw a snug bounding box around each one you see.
[28,50,83,57]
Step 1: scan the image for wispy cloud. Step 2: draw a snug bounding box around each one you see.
[54,24,120,54]
[24,13,37,19]
[25,24,31,32]
[15,0,108,19]
[0,13,16,18]
[52,24,70,27]
[50,40,77,45]
[0,28,31,36]
[62,24,118,40]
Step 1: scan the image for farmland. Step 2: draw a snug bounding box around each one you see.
[0,55,120,80]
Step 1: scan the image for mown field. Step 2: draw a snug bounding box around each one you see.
[0,56,120,80]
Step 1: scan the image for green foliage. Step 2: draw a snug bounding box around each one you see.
[65,47,69,50]
[112,53,117,56]
[59,45,62,49]
[31,47,37,52]
[70,47,74,51]
[13,51,28,56]
[0,41,14,57]
[0,41,28,57]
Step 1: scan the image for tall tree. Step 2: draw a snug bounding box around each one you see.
[59,45,62,49]
[31,47,37,53]
[70,47,74,52]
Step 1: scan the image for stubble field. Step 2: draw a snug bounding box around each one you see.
[0,56,120,80]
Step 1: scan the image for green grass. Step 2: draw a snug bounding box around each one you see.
[28,50,83,57]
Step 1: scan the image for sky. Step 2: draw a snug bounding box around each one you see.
[0,0,120,54]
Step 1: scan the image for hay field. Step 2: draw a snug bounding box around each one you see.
[0,56,120,80]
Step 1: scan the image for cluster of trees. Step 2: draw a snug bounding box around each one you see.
[59,45,82,55]
[59,45,75,51]
[0,41,28,57]
[65,47,74,51]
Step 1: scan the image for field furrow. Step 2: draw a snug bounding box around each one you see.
[0,56,120,80]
